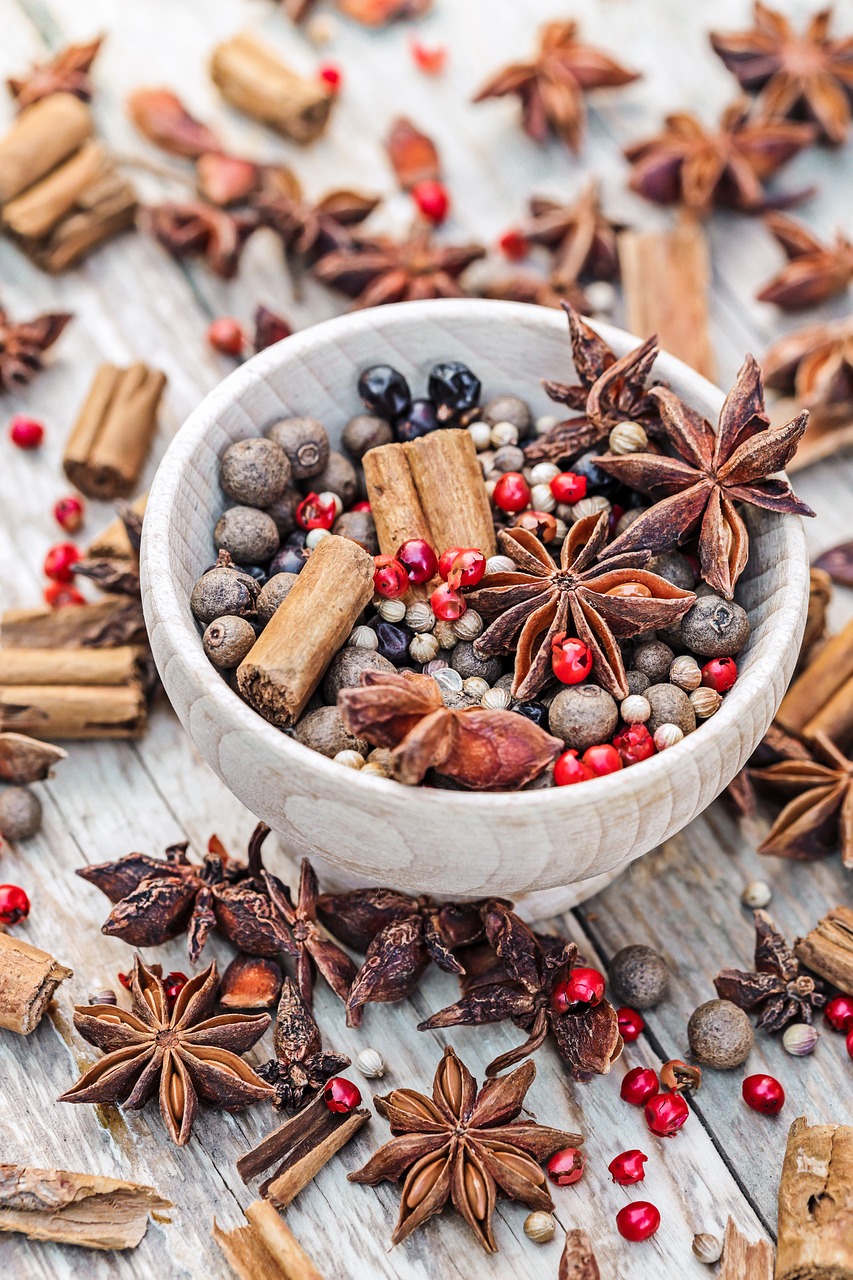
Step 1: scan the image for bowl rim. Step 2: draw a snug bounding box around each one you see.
[141,297,808,815]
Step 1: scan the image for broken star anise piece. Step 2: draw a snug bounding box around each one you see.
[474,20,639,154]
[256,188,379,263]
[757,212,853,310]
[146,201,258,279]
[59,956,273,1145]
[8,38,102,111]
[751,731,853,867]
[349,1045,581,1252]
[314,226,485,308]
[710,3,853,145]
[597,355,814,599]
[419,903,623,1080]
[764,315,853,431]
[519,180,624,293]
[466,513,695,701]
[714,908,826,1032]
[0,304,71,393]
[386,116,441,191]
[127,88,222,159]
[256,977,350,1111]
[624,100,816,216]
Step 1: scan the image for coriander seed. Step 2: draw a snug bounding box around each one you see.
[741,880,772,909]
[482,686,511,710]
[690,687,722,718]
[782,1023,818,1056]
[620,694,651,724]
[609,420,648,454]
[410,633,440,665]
[463,676,491,700]
[692,1234,723,1265]
[669,654,702,691]
[334,749,365,769]
[203,615,257,668]
[529,461,560,485]
[377,597,406,623]
[347,625,379,651]
[571,495,610,522]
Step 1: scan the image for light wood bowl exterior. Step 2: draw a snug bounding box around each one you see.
[141,299,808,901]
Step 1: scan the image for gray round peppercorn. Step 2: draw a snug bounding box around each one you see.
[645,683,696,735]
[450,641,503,685]
[549,685,618,751]
[342,413,393,459]
[647,551,696,590]
[264,487,301,536]
[309,450,357,507]
[190,557,259,624]
[214,506,279,564]
[625,669,651,696]
[633,640,675,684]
[482,394,533,438]
[322,647,395,704]
[267,416,330,480]
[608,944,669,1009]
[491,444,526,473]
[203,615,256,668]
[295,706,367,758]
[333,509,378,555]
[687,999,754,1069]
[220,438,291,507]
[257,572,299,623]
[0,787,42,840]
[681,595,751,657]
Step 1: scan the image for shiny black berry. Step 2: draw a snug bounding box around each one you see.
[358,365,411,420]
[572,451,621,496]
[514,701,549,728]
[395,398,438,443]
[428,361,481,421]
[269,545,311,575]
[237,563,269,584]
[285,530,309,549]
[375,621,413,666]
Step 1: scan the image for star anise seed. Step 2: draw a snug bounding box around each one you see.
[758,212,853,309]
[714,908,826,1031]
[256,977,350,1110]
[764,315,853,432]
[0,305,72,393]
[8,38,103,111]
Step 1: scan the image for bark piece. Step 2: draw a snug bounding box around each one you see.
[237,534,374,728]
[777,1115,853,1280]
[776,618,853,738]
[800,568,832,671]
[0,683,147,739]
[211,34,334,145]
[794,906,853,991]
[213,1200,324,1280]
[0,93,92,204]
[0,933,72,1034]
[63,363,167,500]
[0,1166,169,1250]
[264,1110,368,1208]
[0,646,145,687]
[88,495,147,559]
[0,600,145,650]
[618,214,716,381]
[0,733,66,783]
[560,1229,600,1280]
[719,1218,774,1279]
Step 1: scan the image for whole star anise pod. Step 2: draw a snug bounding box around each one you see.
[751,731,853,866]
[519,180,624,292]
[146,201,258,278]
[59,956,273,1144]
[256,188,379,263]
[0,304,71,393]
[256,977,350,1110]
[596,356,814,599]
[481,272,586,313]
[419,903,623,1080]
[349,1045,582,1251]
[764,315,853,425]
[710,3,853,145]
[8,38,103,110]
[466,513,695,701]
[474,20,639,154]
[624,99,816,216]
[314,226,485,308]
[525,304,662,465]
[757,212,853,309]
[714,909,826,1031]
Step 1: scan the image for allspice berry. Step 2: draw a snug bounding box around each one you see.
[645,683,696,736]
[322,647,395,704]
[0,787,42,840]
[647,551,696,590]
[220,437,291,507]
[257,572,299,623]
[214,506,279,564]
[343,413,393,459]
[265,486,301,536]
[190,556,260,625]
[310,450,357,507]
[482,394,533,437]
[549,685,618,751]
[608,944,669,1009]
[333,509,378,555]
[632,639,675,685]
[294,706,367,759]
[268,416,330,480]
[203,615,257,668]
[687,999,754,1068]
[681,595,750,657]
[625,669,650,696]
[450,640,502,685]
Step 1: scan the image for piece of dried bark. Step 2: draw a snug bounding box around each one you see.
[212,1201,323,1280]
[560,1229,600,1280]
[776,1115,853,1280]
[0,732,66,783]
[776,617,853,737]
[236,1092,369,1204]
[127,88,221,158]
[719,1217,774,1280]
[794,905,853,991]
[0,1166,169,1250]
[0,600,146,650]
[386,117,440,190]
[211,33,334,146]
[0,933,72,1035]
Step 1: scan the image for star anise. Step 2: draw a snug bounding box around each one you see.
[624,100,816,216]
[519,180,624,292]
[525,304,662,465]
[474,20,639,154]
[466,514,694,701]
[256,188,379,263]
[481,273,586,313]
[419,903,622,1080]
[349,1045,582,1252]
[256,977,350,1110]
[714,909,826,1031]
[710,3,853,145]
[127,88,222,159]
[59,956,273,1145]
[146,201,258,278]
[757,212,853,309]
[764,315,853,428]
[596,356,814,599]
[253,304,292,352]
[0,304,71,393]
[751,731,853,866]
[314,226,485,308]
[8,38,103,110]
[316,886,500,1027]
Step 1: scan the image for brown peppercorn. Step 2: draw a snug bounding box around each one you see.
[220,437,291,507]
[333,509,378,554]
[687,999,754,1069]
[645,683,696,735]
[608,944,669,1009]
[264,486,301,536]
[267,416,330,480]
[681,595,750,657]
[342,413,393,459]
[322,646,395,704]
[257,572,299,623]
[633,639,675,684]
[203,615,257,668]
[190,556,260,625]
[548,685,618,750]
[625,669,651,696]
[295,705,367,758]
[482,394,533,438]
[0,787,42,840]
[450,640,502,685]
[309,450,358,507]
[214,506,279,564]
[646,551,696,590]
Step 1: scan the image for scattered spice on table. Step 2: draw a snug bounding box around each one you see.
[714,909,826,1032]
[757,212,853,310]
[256,976,350,1109]
[0,302,71,391]
[7,38,103,111]
[314,224,486,307]
[751,732,853,866]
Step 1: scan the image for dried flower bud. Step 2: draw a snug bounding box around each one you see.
[741,880,772,909]
[348,624,379,650]
[410,632,440,665]
[377,597,406,623]
[692,1233,723,1265]
[335,749,365,769]
[405,601,435,633]
[355,1047,386,1078]
[463,676,491,700]
[654,722,683,750]
[523,1211,556,1244]
[669,654,702,692]
[530,483,556,513]
[690,687,722,718]
[482,686,512,711]
[782,1022,819,1056]
[609,420,648,454]
[660,1059,702,1093]
[452,609,483,641]
[571,495,610,522]
[620,694,651,724]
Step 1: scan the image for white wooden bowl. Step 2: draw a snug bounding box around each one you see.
[141,299,808,909]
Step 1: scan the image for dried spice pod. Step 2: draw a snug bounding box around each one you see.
[256,977,350,1110]
[315,225,485,308]
[219,955,283,1010]
[752,733,853,866]
[0,303,71,392]
[210,33,334,145]
[757,213,853,310]
[794,905,853,994]
[127,88,221,158]
[212,1200,324,1280]
[63,363,166,500]
[8,38,103,111]
[146,201,258,278]
[256,187,379,263]
[386,117,440,190]
[714,909,825,1032]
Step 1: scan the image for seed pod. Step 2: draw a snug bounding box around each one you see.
[451,610,483,641]
[219,954,282,1009]
[669,654,702,691]
[89,989,117,1006]
[433,668,463,694]
[741,880,772,909]
[523,1211,556,1244]
[654,722,684,750]
[481,686,511,710]
[782,1023,819,1056]
[690,687,722,719]
[609,420,648,454]
[356,1047,386,1078]
[692,1234,723,1265]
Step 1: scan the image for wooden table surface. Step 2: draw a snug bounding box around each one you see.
[2,1,853,1276]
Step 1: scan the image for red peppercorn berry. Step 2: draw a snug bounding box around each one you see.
[493,471,531,514]
[825,993,853,1032]
[318,63,343,93]
[552,967,606,1014]
[554,749,593,787]
[645,1090,689,1136]
[412,179,450,225]
[546,1147,585,1187]
[430,582,466,622]
[296,492,337,531]
[44,542,80,583]
[582,744,623,777]
[608,1149,648,1186]
[54,495,85,533]
[447,548,486,589]
[847,1028,853,1061]
[323,1077,362,1114]
[620,1067,659,1107]
[438,545,466,580]
[608,503,625,538]
[410,38,448,75]
[396,538,439,585]
[550,471,587,505]
[44,582,86,608]
[0,884,30,926]
[498,228,529,262]
[617,1007,645,1042]
[613,723,656,766]
[9,415,44,449]
[373,555,410,600]
[351,500,371,512]
[207,316,245,356]
[702,656,738,693]
[616,1201,660,1243]
[164,971,188,1006]
[742,1073,785,1115]
[117,971,132,989]
[551,634,593,685]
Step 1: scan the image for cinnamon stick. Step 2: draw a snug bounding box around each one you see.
[237,534,374,728]
[0,933,72,1034]
[801,678,853,750]
[777,1116,853,1280]
[211,34,334,145]
[0,599,145,650]
[794,905,853,991]
[63,363,166,500]
[0,683,147,739]
[799,568,832,672]
[0,93,92,205]
[213,1201,325,1280]
[264,1110,368,1208]
[0,1165,169,1249]
[0,646,144,687]
[238,1093,348,1182]
[88,494,147,559]
[776,618,853,737]
[362,442,433,560]
[0,733,66,783]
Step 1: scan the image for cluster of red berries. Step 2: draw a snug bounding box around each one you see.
[373,537,487,622]
[824,992,853,1061]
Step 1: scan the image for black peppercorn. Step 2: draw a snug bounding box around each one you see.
[572,451,621,496]
[358,365,411,420]
[428,361,481,421]
[269,544,310,576]
[450,640,502,685]
[514,701,549,728]
[681,595,751,657]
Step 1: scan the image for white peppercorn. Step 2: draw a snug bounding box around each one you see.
[347,624,379,651]
[620,694,651,724]
[523,1211,556,1244]
[486,554,515,574]
[741,880,772,908]
[220,437,291,507]
[306,527,330,549]
[342,414,392,459]
[669,654,702,691]
[433,619,458,649]
[571,495,610,522]
[608,421,648,455]
[481,686,512,710]
[334,749,365,770]
[463,676,491,700]
[479,450,497,478]
[690,687,722,719]
[783,1023,818,1055]
[267,416,329,480]
[490,421,519,449]
[688,999,754,1069]
[203,615,257,668]
[410,632,440,665]
[549,685,618,750]
[377,597,406,623]
[257,572,299,623]
[608,944,669,1008]
[681,595,751,657]
[536,413,558,435]
[434,668,463,695]
[214,506,279,564]
[356,1047,386,1078]
[529,461,560,485]
[492,444,525,473]
[0,787,42,840]
[654,722,684,750]
[692,1234,723,1265]
[645,684,696,735]
[482,394,533,437]
[451,610,483,641]
[405,601,435,633]
[530,483,557,512]
[467,421,492,451]
[553,517,569,542]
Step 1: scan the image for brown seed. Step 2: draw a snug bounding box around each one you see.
[405,1154,445,1208]
[440,1054,464,1114]
[392,1090,441,1123]
[492,1148,545,1185]
[464,1157,488,1220]
[169,1064,185,1119]
[219,954,283,1009]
